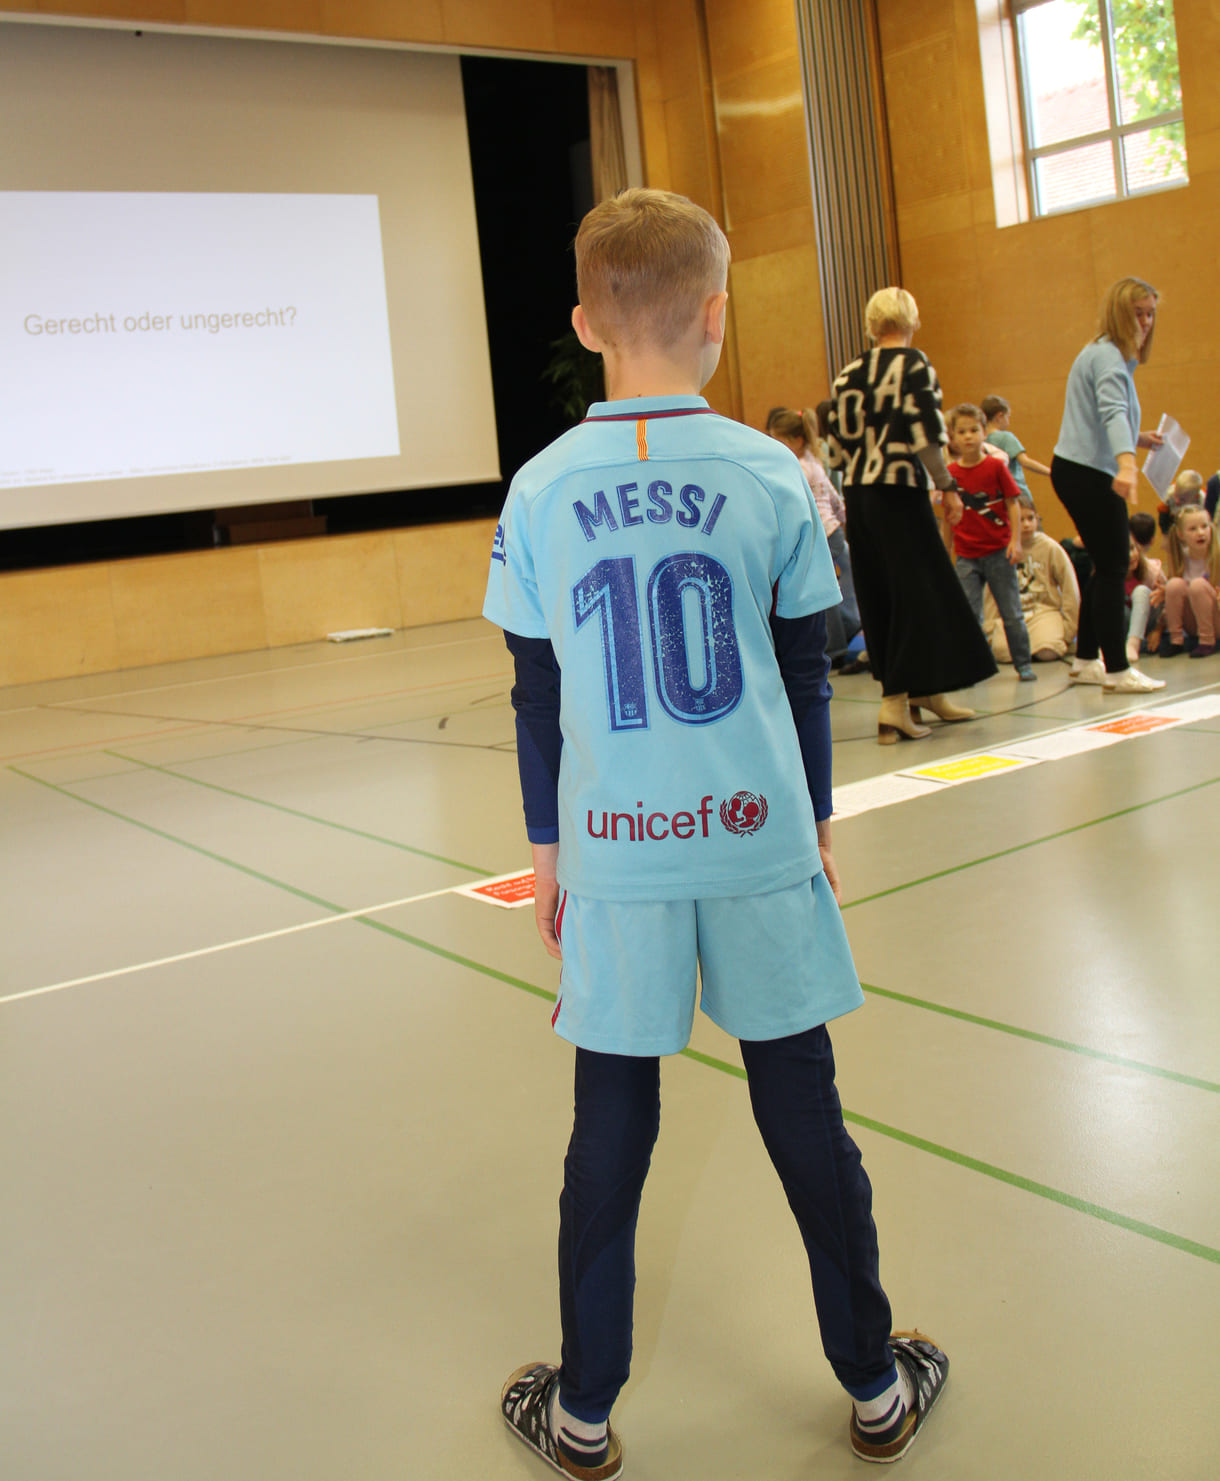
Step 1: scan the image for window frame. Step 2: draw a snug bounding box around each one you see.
[1010,0,1186,218]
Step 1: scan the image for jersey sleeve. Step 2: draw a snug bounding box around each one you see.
[482,483,549,639]
[773,473,842,620]
[504,632,562,844]
[771,611,834,822]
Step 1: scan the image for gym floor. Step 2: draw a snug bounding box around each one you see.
[2,618,1217,1481]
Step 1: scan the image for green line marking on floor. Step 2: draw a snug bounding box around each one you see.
[12,765,1219,1268]
[356,917,554,1001]
[859,982,1220,1093]
[677,1048,1220,1266]
[20,759,1220,1097]
[104,750,494,876]
[45,731,329,787]
[10,765,348,915]
[842,774,1220,911]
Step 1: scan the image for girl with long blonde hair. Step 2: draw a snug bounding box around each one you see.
[1161,504,1220,659]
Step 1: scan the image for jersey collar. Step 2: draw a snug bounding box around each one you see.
[582,395,715,423]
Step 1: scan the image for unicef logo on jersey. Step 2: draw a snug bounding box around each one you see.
[586,791,769,843]
[720,790,768,837]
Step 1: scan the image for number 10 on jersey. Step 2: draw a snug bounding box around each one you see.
[572,552,744,732]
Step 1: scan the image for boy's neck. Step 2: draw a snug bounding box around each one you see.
[956,448,985,468]
[601,349,705,401]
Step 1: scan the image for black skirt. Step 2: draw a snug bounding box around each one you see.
[844,483,997,696]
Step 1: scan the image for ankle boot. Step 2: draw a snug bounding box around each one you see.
[878,693,932,744]
[909,693,975,723]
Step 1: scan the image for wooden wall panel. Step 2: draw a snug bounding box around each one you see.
[439,0,555,52]
[0,565,119,688]
[553,0,637,58]
[320,0,445,44]
[730,243,826,430]
[183,0,323,28]
[705,0,800,78]
[258,532,402,648]
[0,524,498,685]
[712,57,808,232]
[0,1,187,17]
[110,548,266,668]
[699,0,824,418]
[394,517,499,628]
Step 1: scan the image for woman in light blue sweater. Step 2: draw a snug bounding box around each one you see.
[1051,277,1165,694]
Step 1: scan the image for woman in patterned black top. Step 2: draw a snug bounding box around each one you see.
[827,288,996,743]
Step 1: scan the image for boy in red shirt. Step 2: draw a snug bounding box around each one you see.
[946,402,1035,680]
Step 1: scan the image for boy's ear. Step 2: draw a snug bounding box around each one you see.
[704,289,729,346]
[572,305,603,354]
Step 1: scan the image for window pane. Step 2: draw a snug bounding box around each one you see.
[1034,140,1116,212]
[1019,1,1110,148]
[1123,121,1188,193]
[1111,0,1182,125]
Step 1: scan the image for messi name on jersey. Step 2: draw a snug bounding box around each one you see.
[587,790,769,843]
[573,481,728,542]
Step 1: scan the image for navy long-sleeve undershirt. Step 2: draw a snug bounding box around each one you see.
[503,609,835,845]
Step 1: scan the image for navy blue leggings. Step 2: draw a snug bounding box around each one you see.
[556,1025,895,1421]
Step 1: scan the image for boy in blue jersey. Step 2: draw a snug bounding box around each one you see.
[485,189,947,1479]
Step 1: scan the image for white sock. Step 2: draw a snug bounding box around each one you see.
[549,1387,608,1461]
[852,1364,915,1437]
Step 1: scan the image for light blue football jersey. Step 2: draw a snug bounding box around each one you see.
[483,394,841,902]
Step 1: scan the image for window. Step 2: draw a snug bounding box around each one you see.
[1011,0,1187,216]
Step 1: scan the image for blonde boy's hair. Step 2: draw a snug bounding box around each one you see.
[1164,504,1220,585]
[947,401,986,432]
[575,188,730,349]
[865,287,919,341]
[1098,276,1158,363]
[1171,468,1204,502]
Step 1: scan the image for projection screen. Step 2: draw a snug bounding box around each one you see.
[0,22,500,529]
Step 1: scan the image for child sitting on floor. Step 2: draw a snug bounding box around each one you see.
[984,501,1079,662]
[1161,503,1220,658]
[1124,532,1166,666]
[1158,468,1205,535]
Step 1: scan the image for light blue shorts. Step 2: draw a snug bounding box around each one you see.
[551,872,864,1056]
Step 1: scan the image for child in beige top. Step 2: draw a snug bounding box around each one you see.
[984,502,1080,661]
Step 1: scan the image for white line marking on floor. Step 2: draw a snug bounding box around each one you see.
[0,885,460,1007]
[834,682,1220,818]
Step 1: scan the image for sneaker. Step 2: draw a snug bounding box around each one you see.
[1069,657,1106,685]
[1188,643,1217,659]
[500,1363,623,1481]
[850,1333,949,1463]
[1105,666,1166,693]
[1016,664,1037,681]
[1160,640,1187,658]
